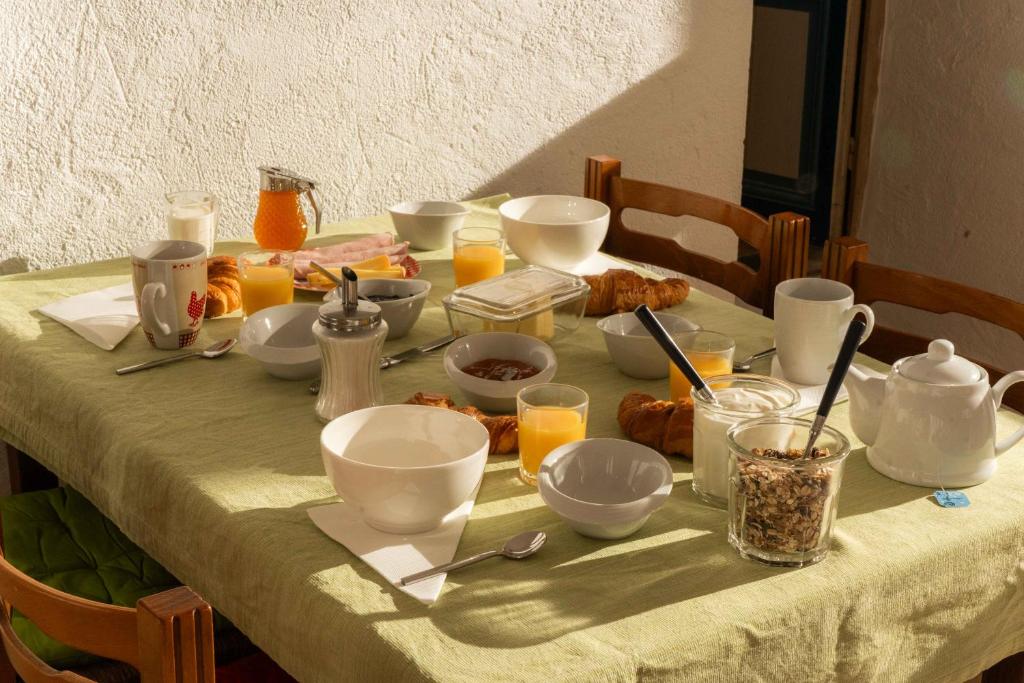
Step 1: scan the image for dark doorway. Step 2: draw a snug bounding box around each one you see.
[742,0,850,245]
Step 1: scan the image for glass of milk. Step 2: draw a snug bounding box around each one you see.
[166,191,219,255]
[691,375,800,508]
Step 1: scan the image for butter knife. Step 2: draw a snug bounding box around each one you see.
[308,333,458,395]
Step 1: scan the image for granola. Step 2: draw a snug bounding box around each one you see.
[733,447,833,553]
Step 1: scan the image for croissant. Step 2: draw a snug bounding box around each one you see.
[617,391,693,458]
[205,256,242,318]
[584,269,690,316]
[405,392,518,455]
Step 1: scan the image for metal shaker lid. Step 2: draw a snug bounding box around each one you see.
[317,267,381,332]
[258,166,317,193]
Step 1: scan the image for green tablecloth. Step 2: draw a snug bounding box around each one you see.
[2,195,1024,682]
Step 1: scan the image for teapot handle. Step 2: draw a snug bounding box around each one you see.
[993,370,1024,454]
[303,185,323,235]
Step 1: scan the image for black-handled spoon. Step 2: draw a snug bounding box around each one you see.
[804,318,867,457]
[633,304,718,404]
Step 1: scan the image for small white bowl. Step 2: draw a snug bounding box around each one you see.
[499,195,610,270]
[597,312,701,379]
[389,201,470,250]
[443,332,557,413]
[321,405,489,534]
[239,303,321,380]
[538,438,673,540]
[324,278,431,340]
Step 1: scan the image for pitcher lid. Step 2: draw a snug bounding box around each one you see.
[898,339,981,385]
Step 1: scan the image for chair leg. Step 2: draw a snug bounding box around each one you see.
[2,441,57,495]
[0,640,15,683]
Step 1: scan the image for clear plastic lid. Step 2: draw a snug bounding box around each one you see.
[443,266,591,322]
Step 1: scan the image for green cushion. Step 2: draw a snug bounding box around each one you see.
[0,487,181,669]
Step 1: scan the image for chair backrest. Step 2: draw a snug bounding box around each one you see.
[0,550,214,683]
[822,236,1024,412]
[585,155,811,317]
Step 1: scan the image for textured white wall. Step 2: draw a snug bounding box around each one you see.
[858,0,1024,370]
[0,0,752,274]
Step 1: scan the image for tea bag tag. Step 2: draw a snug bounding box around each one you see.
[933,490,970,508]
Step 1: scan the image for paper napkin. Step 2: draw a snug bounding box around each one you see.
[308,485,480,605]
[38,283,139,351]
[770,356,849,415]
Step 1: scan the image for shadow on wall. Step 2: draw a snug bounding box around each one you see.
[468,0,748,276]
[470,2,745,203]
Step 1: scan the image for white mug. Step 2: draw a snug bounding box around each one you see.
[774,278,875,385]
[131,240,207,349]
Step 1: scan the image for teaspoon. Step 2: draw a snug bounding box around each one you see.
[733,347,776,372]
[399,530,546,586]
[115,338,237,375]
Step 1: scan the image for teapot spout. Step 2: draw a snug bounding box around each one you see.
[844,364,887,446]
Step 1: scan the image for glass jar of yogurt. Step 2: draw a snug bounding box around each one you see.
[691,375,800,507]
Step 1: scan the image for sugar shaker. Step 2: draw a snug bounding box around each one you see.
[313,268,388,422]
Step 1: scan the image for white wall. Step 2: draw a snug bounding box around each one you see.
[0,0,752,274]
[858,0,1024,369]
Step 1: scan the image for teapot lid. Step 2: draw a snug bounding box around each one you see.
[898,339,981,385]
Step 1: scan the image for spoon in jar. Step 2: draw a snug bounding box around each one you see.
[399,530,546,586]
[803,318,867,458]
[633,304,718,405]
[115,338,237,375]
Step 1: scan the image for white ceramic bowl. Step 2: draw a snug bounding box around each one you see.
[324,278,431,340]
[239,303,321,380]
[321,405,489,534]
[538,438,673,539]
[499,195,610,270]
[443,332,557,413]
[389,201,470,250]
[597,312,701,379]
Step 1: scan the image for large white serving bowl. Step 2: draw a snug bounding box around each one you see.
[239,303,321,380]
[325,278,431,340]
[499,195,610,270]
[321,405,489,534]
[389,201,470,250]
[538,438,673,540]
[443,332,557,413]
[597,312,701,379]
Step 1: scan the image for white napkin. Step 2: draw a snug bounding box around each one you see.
[770,356,849,415]
[307,484,480,605]
[37,283,139,351]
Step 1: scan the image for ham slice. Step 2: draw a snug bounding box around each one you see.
[293,235,410,278]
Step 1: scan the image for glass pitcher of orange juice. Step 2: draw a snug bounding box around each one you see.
[253,166,323,251]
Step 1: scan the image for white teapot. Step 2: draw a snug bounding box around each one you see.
[844,339,1024,487]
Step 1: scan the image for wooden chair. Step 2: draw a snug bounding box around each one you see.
[584,155,811,317]
[0,555,215,682]
[822,236,1024,413]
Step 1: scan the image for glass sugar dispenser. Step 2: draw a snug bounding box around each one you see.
[313,268,388,422]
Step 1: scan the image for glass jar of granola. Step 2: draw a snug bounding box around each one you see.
[726,416,851,567]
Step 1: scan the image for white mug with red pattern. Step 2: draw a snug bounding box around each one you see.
[130,240,207,349]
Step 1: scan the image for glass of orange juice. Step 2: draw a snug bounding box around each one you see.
[517,383,588,486]
[668,331,735,402]
[238,250,295,316]
[453,227,505,287]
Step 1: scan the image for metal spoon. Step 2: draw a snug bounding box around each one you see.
[803,319,866,457]
[399,530,546,586]
[115,338,237,375]
[633,304,718,405]
[733,347,776,372]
